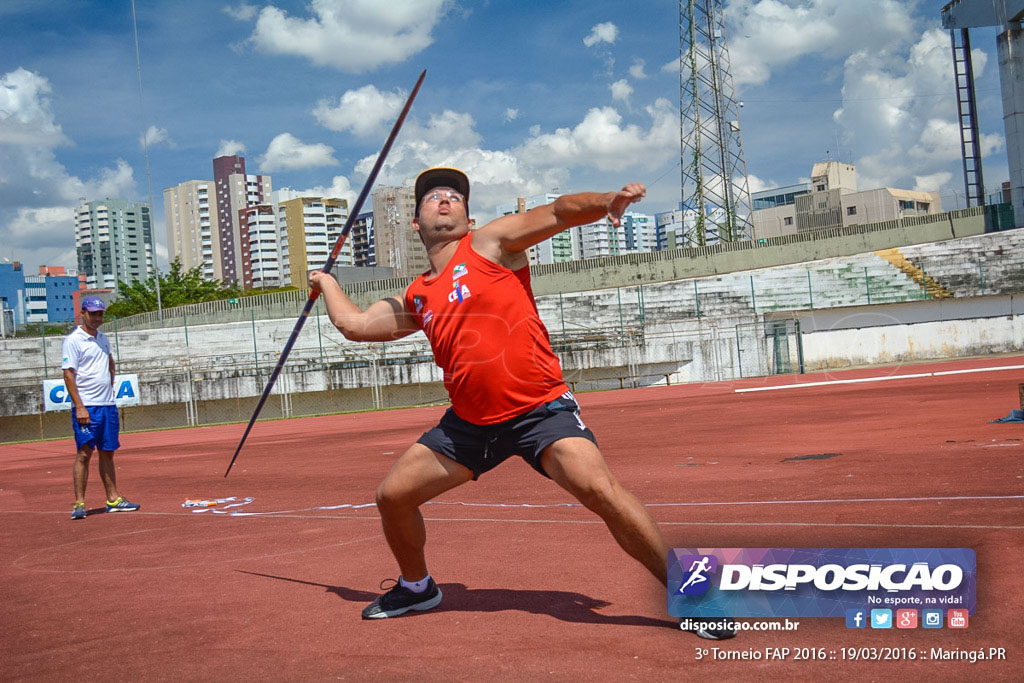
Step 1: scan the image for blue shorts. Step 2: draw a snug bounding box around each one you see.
[71,405,120,452]
[417,393,597,480]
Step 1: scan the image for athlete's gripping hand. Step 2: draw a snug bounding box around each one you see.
[308,269,328,294]
[607,182,646,227]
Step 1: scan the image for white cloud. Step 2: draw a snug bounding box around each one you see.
[584,22,618,47]
[139,125,172,149]
[248,0,447,73]
[258,133,339,171]
[629,59,648,80]
[725,0,916,86]
[610,79,633,103]
[313,84,405,138]
[516,98,678,172]
[0,67,69,147]
[215,139,246,157]
[223,3,258,21]
[833,28,1002,191]
[746,173,776,193]
[0,69,137,268]
[913,171,952,193]
[286,175,359,209]
[504,108,519,123]
[6,206,76,250]
[70,159,136,201]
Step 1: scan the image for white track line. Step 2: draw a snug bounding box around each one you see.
[734,363,1024,393]
[4,493,1023,518]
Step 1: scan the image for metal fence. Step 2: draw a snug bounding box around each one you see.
[0,311,800,443]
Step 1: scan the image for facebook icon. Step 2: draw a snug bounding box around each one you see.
[846,609,867,629]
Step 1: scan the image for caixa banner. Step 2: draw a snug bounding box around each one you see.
[42,375,141,411]
[668,548,976,618]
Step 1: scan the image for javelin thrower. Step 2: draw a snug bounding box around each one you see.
[308,166,736,640]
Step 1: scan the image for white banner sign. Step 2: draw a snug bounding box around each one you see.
[42,374,141,412]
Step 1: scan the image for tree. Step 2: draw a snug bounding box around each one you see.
[106,259,242,317]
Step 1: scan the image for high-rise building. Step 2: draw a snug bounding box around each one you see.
[372,185,427,277]
[620,212,658,253]
[164,180,221,281]
[576,219,623,260]
[212,155,272,287]
[277,196,351,287]
[575,211,658,259]
[351,211,376,267]
[75,198,154,289]
[240,205,281,289]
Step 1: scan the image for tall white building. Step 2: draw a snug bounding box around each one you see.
[575,219,621,259]
[164,180,221,281]
[75,198,154,289]
[240,205,281,289]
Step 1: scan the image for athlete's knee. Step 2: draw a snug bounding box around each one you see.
[75,449,93,464]
[569,473,621,513]
[375,477,418,511]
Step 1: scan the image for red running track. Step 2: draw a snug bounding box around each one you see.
[1,355,1021,680]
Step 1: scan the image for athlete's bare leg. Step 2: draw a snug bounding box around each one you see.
[541,437,668,583]
[375,443,473,581]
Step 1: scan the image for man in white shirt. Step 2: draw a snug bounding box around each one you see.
[62,296,140,520]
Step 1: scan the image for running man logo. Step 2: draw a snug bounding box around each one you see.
[676,554,719,596]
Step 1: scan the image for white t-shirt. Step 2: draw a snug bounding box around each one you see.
[61,327,115,406]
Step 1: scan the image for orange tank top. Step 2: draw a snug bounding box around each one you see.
[405,235,568,424]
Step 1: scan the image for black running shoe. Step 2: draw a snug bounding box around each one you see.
[362,578,442,619]
[681,617,738,640]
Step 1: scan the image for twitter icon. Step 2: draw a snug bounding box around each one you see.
[870,609,892,629]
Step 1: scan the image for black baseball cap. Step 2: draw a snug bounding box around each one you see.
[414,167,470,215]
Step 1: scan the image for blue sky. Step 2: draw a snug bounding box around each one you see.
[0,0,1009,272]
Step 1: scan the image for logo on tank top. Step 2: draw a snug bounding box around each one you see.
[413,295,425,313]
[452,262,468,280]
[449,282,471,303]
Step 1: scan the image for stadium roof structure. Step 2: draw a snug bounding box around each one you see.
[942,0,1024,29]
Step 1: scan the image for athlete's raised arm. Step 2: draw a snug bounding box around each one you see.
[473,183,646,258]
[309,270,419,342]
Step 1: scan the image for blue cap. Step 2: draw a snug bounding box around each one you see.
[81,296,106,312]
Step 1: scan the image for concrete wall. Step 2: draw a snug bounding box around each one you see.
[778,294,1024,370]
[106,207,995,332]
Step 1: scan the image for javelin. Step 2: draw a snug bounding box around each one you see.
[224,69,426,477]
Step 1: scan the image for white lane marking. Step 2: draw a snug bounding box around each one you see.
[734,363,1024,393]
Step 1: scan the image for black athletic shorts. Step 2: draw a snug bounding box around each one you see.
[417,392,598,480]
